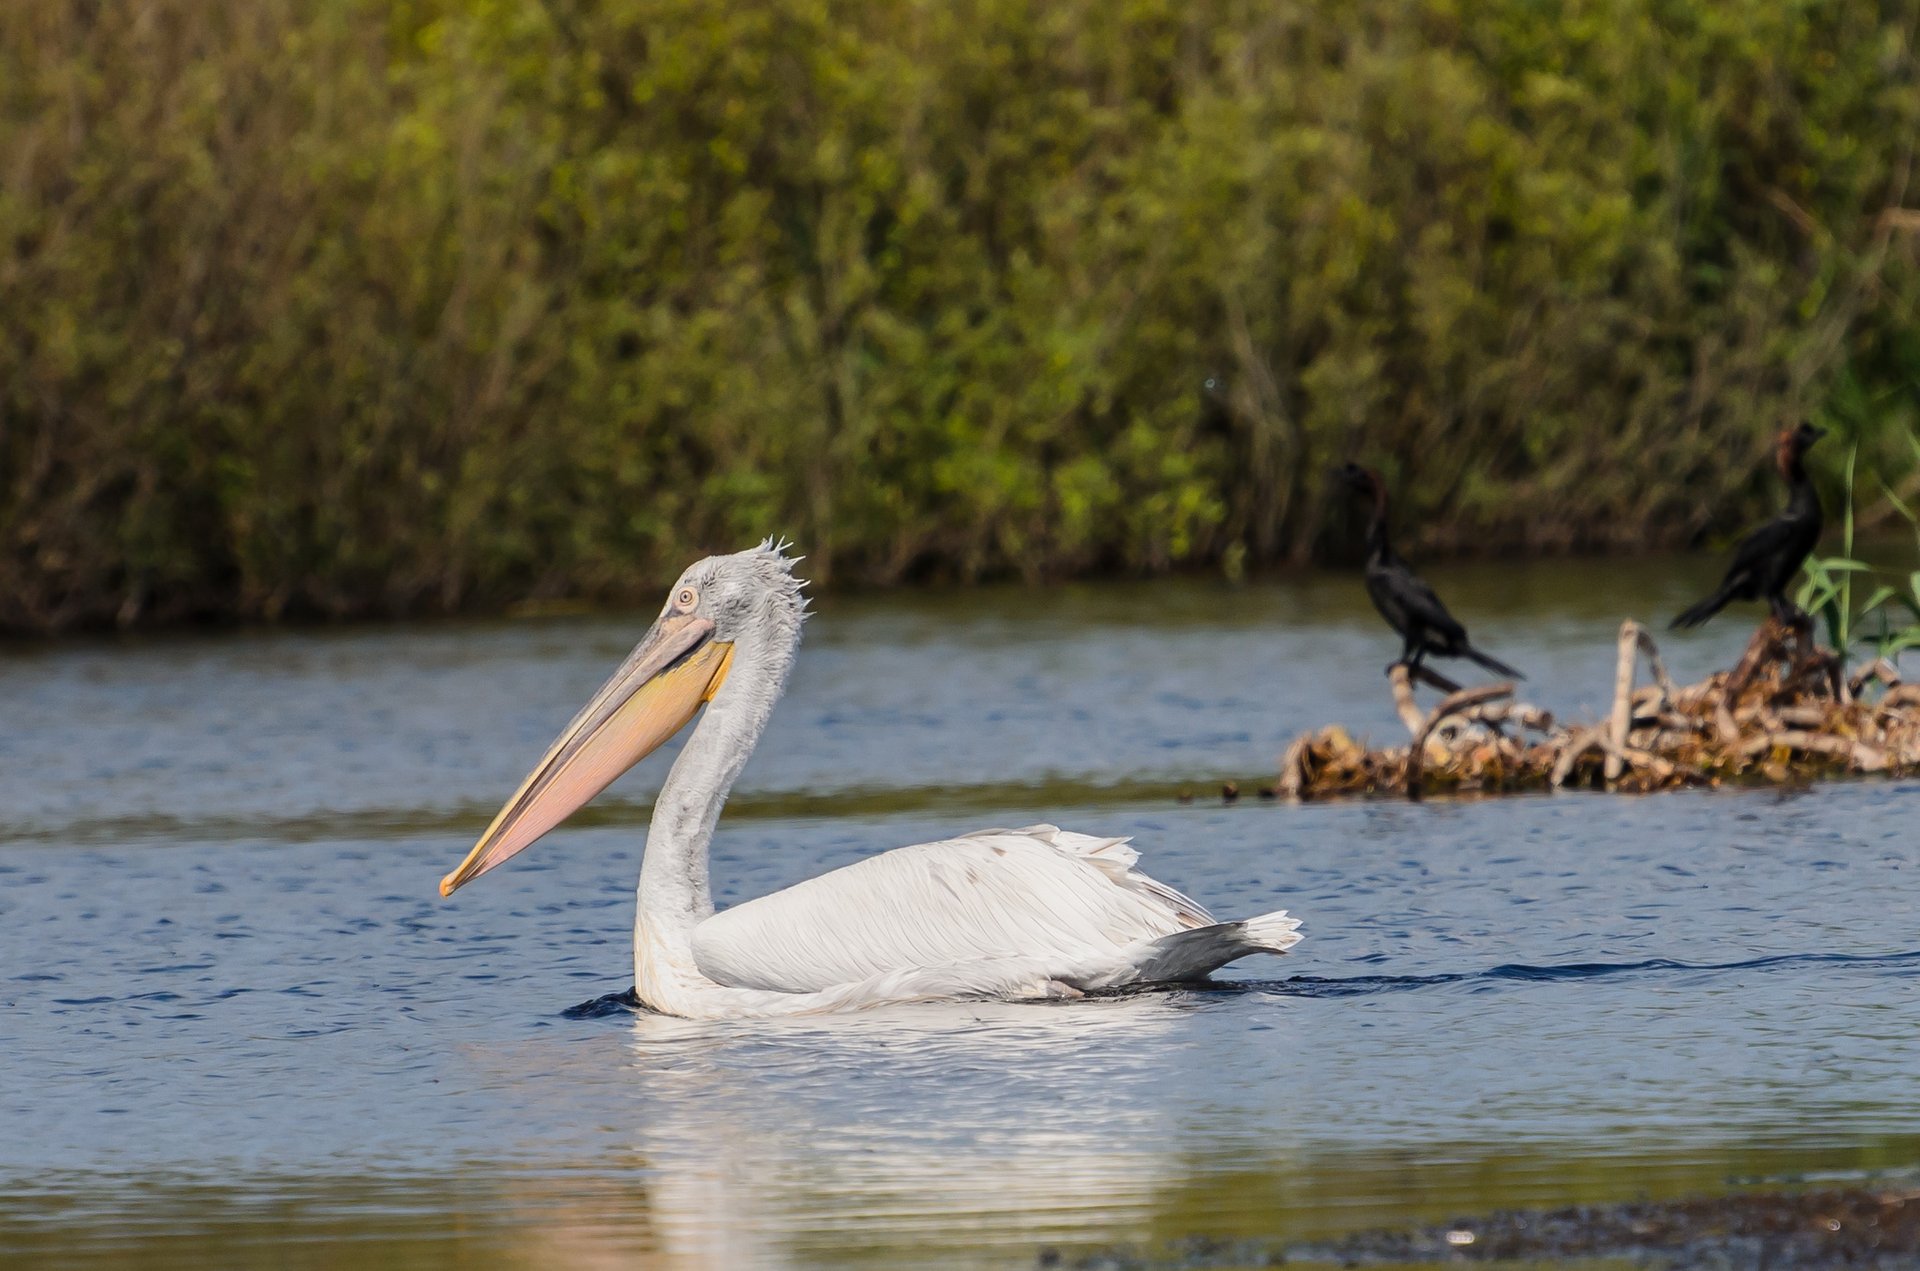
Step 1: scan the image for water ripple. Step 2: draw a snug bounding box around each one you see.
[1259,948,1920,999]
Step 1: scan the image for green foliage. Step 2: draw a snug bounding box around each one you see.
[1800,556,1920,666]
[1853,574,1920,663]
[1861,424,1920,663]
[1796,439,1920,668]
[3,0,1920,629]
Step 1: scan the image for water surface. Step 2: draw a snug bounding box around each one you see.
[4,556,1918,1268]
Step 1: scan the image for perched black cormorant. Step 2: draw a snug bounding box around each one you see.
[1336,463,1524,681]
[1671,423,1825,630]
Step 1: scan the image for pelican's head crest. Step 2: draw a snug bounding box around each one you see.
[666,538,809,642]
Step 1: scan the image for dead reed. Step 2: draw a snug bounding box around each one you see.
[1276,620,1920,800]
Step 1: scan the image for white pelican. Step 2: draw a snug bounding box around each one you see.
[439,541,1302,1018]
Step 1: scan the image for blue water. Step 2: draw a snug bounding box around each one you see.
[3,559,1918,1267]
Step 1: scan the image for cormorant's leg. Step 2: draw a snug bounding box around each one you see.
[1387,635,1418,677]
[1772,593,1816,659]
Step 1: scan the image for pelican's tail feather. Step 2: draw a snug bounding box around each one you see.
[1088,909,1303,989]
[1238,909,1306,955]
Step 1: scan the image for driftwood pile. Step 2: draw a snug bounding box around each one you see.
[1276,619,1920,800]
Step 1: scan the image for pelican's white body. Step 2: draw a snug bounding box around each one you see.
[472,542,1304,1019]
[637,823,1302,1018]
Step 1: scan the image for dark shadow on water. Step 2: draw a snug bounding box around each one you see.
[1253,947,1920,999]
[559,989,644,1019]
[558,948,1920,1018]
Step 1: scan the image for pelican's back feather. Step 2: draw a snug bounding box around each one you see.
[690,824,1213,994]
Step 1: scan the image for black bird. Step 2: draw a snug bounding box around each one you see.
[1671,422,1825,631]
[1336,463,1524,681]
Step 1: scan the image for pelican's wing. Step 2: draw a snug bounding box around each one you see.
[690,825,1213,994]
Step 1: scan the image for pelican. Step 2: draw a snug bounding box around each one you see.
[439,541,1303,1018]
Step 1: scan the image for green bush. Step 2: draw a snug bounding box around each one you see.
[3,0,1918,630]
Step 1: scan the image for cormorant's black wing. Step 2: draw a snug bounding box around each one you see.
[1380,561,1467,644]
[1671,509,1809,628]
[1718,513,1799,591]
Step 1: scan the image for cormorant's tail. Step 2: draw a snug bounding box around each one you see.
[1670,586,1733,630]
[1462,645,1525,681]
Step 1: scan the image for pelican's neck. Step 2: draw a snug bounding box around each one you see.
[637,619,797,938]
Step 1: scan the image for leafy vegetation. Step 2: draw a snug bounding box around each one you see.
[1798,435,1920,670]
[3,0,1920,630]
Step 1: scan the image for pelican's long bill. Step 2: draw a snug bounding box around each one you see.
[439,614,735,897]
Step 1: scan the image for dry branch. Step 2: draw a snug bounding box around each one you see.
[1272,619,1920,801]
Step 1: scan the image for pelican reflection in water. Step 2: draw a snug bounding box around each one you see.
[458,995,1231,1265]
[439,541,1301,1018]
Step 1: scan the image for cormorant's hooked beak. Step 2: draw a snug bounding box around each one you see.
[438,614,734,897]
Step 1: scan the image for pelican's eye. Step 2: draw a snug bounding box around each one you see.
[675,585,699,611]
